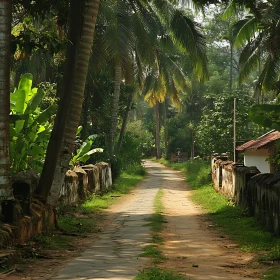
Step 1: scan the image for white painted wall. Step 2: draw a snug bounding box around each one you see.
[244,149,270,173]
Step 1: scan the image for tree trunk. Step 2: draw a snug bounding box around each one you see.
[37,0,100,204]
[0,0,12,203]
[109,61,122,156]
[229,41,233,91]
[163,101,168,159]
[191,129,194,160]
[117,89,134,152]
[81,84,90,141]
[155,101,161,159]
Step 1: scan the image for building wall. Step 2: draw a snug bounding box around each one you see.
[244,149,270,173]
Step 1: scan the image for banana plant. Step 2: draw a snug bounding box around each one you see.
[70,127,103,167]
[10,73,57,174]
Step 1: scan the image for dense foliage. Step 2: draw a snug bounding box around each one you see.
[2,0,280,194]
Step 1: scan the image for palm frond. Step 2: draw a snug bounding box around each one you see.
[234,16,258,48]
[238,37,262,84]
[169,9,208,81]
[222,0,237,20]
[262,55,280,93]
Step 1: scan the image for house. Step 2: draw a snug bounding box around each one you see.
[236,130,280,173]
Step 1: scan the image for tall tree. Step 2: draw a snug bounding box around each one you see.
[0,0,12,203]
[36,0,100,204]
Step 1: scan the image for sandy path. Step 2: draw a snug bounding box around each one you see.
[156,161,261,280]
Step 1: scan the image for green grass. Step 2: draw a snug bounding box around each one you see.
[140,245,167,264]
[262,268,280,280]
[159,159,280,279]
[136,189,188,279]
[154,188,164,213]
[135,267,188,280]
[146,189,167,233]
[31,233,75,251]
[151,233,164,244]
[141,189,167,264]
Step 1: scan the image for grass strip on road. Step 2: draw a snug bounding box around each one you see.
[135,267,188,280]
[140,189,167,264]
[136,188,189,280]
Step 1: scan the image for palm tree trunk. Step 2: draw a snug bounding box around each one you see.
[191,129,194,160]
[37,0,100,204]
[117,89,134,152]
[81,84,90,141]
[109,61,122,156]
[230,41,233,91]
[0,0,12,203]
[163,101,168,159]
[155,101,161,159]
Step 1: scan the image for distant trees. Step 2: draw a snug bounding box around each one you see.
[2,0,280,207]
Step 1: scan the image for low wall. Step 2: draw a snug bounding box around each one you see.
[211,154,280,235]
[58,162,112,205]
[0,162,112,247]
[0,199,56,247]
[247,173,280,234]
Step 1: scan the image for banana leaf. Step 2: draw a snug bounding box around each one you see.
[10,73,33,114]
[10,89,27,114]
[35,103,57,124]
[78,148,104,163]
[9,114,29,122]
[77,126,83,135]
[25,88,45,114]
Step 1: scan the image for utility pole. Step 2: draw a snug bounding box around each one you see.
[233,98,236,162]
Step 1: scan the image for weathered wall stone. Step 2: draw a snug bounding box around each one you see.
[247,173,280,234]
[73,167,88,201]
[95,162,112,192]
[221,161,234,197]
[211,154,229,191]
[233,165,260,208]
[59,170,79,205]
[0,199,56,247]
[82,165,101,194]
[0,162,113,247]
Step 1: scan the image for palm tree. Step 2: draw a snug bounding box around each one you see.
[143,46,192,158]
[99,0,137,156]
[0,0,12,203]
[37,0,101,204]
[101,0,208,157]
[225,1,280,96]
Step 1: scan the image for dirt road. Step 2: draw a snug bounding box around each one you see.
[2,160,261,280]
[155,161,260,280]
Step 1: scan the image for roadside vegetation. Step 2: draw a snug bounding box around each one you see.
[136,189,189,280]
[159,159,280,279]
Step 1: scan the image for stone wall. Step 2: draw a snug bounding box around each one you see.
[58,162,112,205]
[0,162,112,247]
[211,154,280,235]
[247,173,280,234]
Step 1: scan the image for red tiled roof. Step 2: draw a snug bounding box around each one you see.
[236,130,280,151]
